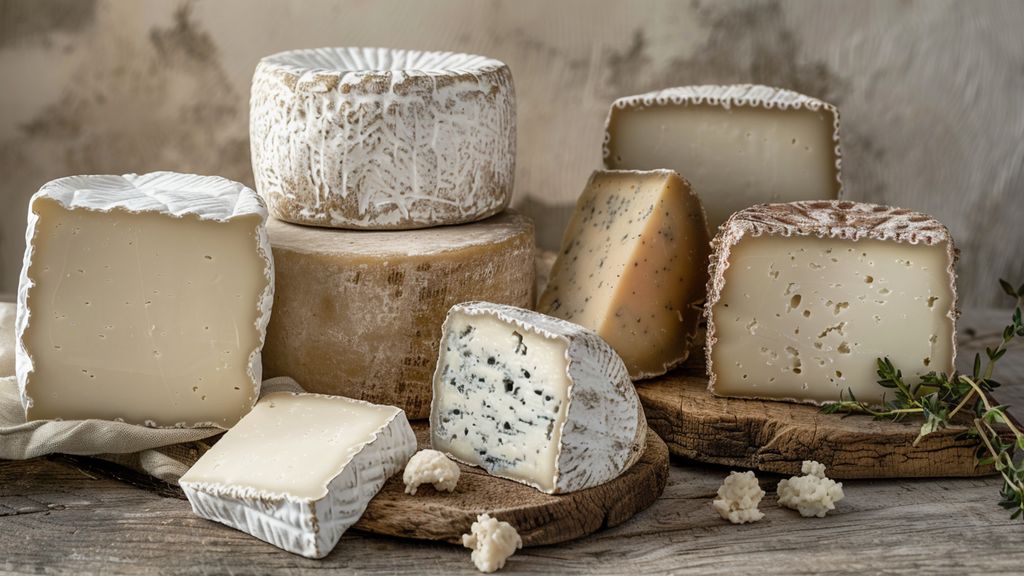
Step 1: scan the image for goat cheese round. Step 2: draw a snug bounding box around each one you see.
[403,449,461,495]
[250,47,516,230]
[462,513,522,573]
[712,470,765,524]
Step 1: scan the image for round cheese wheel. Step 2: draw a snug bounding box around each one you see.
[251,47,516,230]
[262,211,535,418]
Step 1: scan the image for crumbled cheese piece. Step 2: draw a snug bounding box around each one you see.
[777,460,845,518]
[462,513,522,573]
[712,471,765,524]
[403,449,461,495]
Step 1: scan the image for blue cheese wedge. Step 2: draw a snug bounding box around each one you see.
[180,392,416,558]
[430,302,647,494]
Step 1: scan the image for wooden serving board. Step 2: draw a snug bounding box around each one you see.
[355,422,669,547]
[638,365,1000,479]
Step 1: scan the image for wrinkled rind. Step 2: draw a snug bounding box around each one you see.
[15,172,274,428]
[429,302,646,494]
[704,200,960,400]
[250,47,516,230]
[601,84,843,201]
[180,394,417,559]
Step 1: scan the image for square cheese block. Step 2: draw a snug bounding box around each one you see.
[179,392,416,559]
[706,201,957,405]
[537,170,710,379]
[604,84,842,230]
[16,173,274,428]
[430,302,647,494]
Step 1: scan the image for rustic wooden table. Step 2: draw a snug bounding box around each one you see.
[2,308,1022,575]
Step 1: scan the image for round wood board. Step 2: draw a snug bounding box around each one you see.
[354,421,668,547]
[637,363,999,479]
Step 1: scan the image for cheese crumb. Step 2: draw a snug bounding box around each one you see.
[712,470,765,524]
[403,449,461,495]
[462,513,522,573]
[777,460,845,518]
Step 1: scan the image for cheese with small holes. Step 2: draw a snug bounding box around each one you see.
[706,201,957,405]
[251,47,515,230]
[537,170,710,379]
[180,392,416,558]
[430,302,646,494]
[604,84,842,231]
[263,212,534,419]
[16,173,274,428]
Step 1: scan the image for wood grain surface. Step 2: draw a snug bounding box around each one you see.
[355,424,668,547]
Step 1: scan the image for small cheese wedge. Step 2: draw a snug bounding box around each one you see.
[537,170,710,379]
[706,201,957,405]
[430,302,646,494]
[16,173,274,428]
[604,84,842,230]
[179,392,416,559]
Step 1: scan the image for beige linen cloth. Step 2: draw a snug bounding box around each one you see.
[0,302,302,484]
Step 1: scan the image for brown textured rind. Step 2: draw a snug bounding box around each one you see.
[262,211,535,420]
[704,200,960,400]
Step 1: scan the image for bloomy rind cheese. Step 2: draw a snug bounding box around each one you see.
[430,302,647,494]
[180,392,417,558]
[704,200,959,401]
[602,84,843,202]
[251,47,516,230]
[15,172,274,427]
[263,211,535,419]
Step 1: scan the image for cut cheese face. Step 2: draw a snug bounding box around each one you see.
[0,302,14,378]
[430,302,646,494]
[604,85,842,230]
[706,201,957,406]
[263,211,534,419]
[538,170,709,379]
[180,392,416,558]
[16,173,273,428]
[251,47,515,230]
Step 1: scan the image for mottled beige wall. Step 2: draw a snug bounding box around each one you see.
[1,0,1023,306]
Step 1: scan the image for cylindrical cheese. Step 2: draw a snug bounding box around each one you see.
[251,47,516,230]
[263,211,535,419]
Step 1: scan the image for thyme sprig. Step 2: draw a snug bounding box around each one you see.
[822,279,1024,519]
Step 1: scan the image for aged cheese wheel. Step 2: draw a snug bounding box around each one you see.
[263,211,535,419]
[251,47,516,230]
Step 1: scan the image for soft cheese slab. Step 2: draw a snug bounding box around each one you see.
[604,85,842,230]
[430,302,646,494]
[706,201,957,405]
[263,211,534,419]
[16,173,273,427]
[537,170,710,379]
[251,47,515,230]
[180,392,416,558]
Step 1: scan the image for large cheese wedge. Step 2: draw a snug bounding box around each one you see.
[180,392,416,558]
[537,170,710,379]
[706,201,957,405]
[263,211,534,419]
[16,173,273,428]
[430,302,646,494]
[604,84,842,230]
[251,47,515,230]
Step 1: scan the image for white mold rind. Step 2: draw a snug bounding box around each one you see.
[250,47,516,230]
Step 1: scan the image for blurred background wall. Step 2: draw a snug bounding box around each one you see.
[1,0,1022,306]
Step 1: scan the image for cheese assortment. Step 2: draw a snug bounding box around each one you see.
[537,169,710,379]
[430,302,647,494]
[604,84,842,230]
[16,173,273,428]
[251,47,515,230]
[262,211,534,418]
[179,391,416,558]
[706,201,957,405]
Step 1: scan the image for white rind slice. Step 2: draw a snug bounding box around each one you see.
[179,392,417,559]
[430,301,647,494]
[250,47,516,230]
[15,172,274,428]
